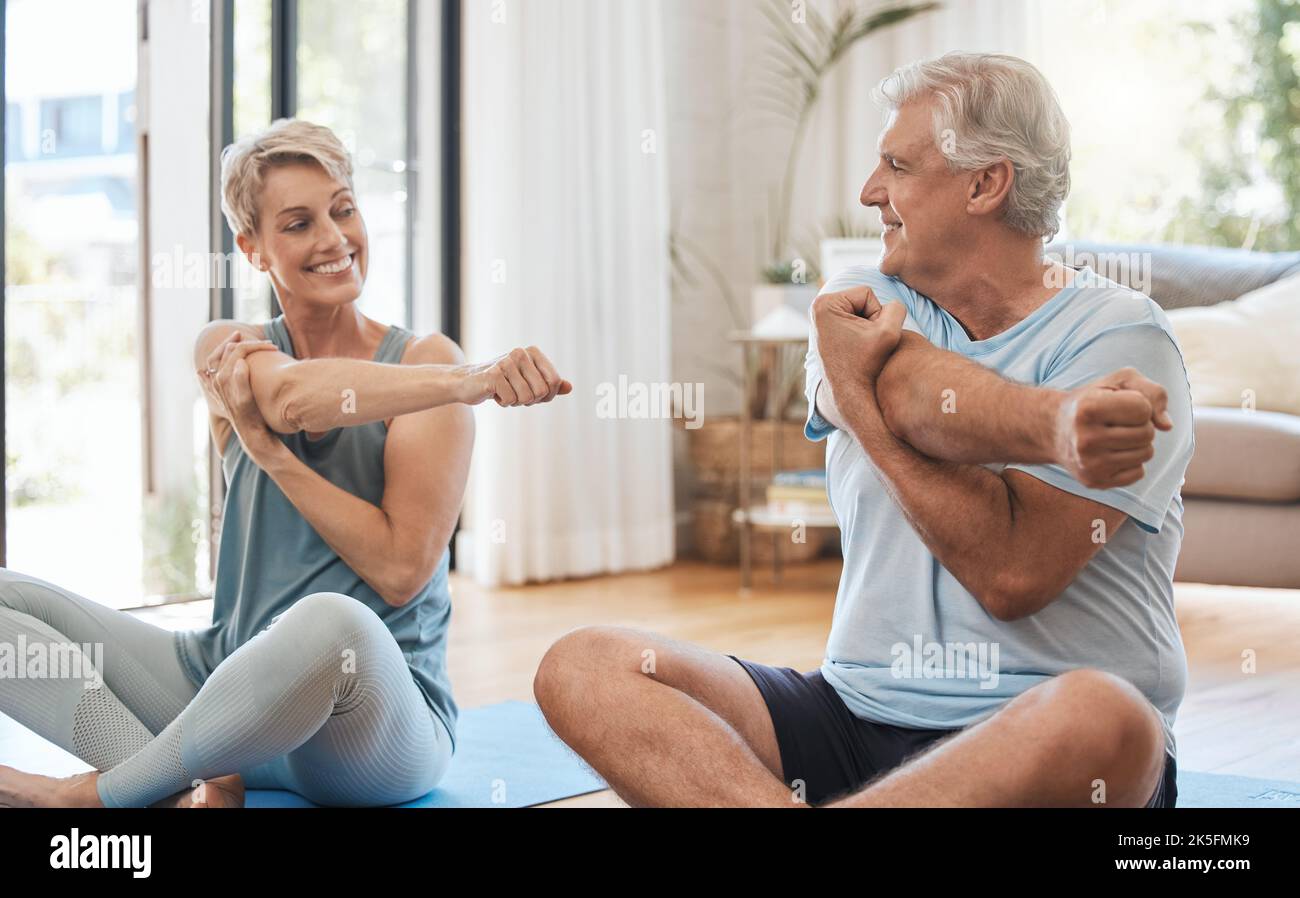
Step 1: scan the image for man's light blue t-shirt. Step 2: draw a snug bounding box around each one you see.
[804,264,1195,757]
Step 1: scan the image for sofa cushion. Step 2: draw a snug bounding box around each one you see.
[1164,272,1300,415]
[1184,407,1300,502]
[1177,497,1300,588]
[1045,240,1300,310]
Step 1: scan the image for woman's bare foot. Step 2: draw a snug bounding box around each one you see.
[0,764,244,808]
[152,774,245,808]
[0,764,103,808]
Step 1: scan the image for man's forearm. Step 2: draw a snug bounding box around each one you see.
[832,380,1029,617]
[820,332,1064,465]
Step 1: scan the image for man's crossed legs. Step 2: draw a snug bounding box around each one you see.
[534,626,1174,808]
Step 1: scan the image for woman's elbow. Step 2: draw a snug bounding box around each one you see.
[383,557,438,608]
[382,584,421,609]
[273,369,323,433]
[379,575,421,608]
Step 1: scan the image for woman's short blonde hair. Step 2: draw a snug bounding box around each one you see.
[219,119,354,237]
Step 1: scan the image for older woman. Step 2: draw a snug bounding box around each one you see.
[0,119,568,807]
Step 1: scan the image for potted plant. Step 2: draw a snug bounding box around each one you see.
[753,0,939,327]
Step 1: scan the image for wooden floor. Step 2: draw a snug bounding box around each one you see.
[132,559,1300,807]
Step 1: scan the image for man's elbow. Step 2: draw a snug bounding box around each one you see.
[874,357,921,441]
[814,330,920,434]
[876,381,912,439]
[981,569,1066,622]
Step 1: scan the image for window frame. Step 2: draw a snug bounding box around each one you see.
[0,0,460,583]
[203,0,461,579]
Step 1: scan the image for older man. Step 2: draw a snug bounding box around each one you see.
[534,53,1193,808]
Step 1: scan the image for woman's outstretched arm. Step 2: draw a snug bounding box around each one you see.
[195,320,570,438]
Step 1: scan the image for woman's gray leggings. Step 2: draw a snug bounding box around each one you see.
[0,568,451,807]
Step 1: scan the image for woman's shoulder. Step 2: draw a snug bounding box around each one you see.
[194,318,269,367]
[198,318,268,342]
[397,330,465,366]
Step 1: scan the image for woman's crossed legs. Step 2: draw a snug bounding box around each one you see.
[0,569,450,807]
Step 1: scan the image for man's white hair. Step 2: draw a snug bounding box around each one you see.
[875,52,1071,242]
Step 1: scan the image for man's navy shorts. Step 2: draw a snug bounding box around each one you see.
[729,655,1178,807]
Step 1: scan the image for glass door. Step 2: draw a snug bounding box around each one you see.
[4,0,148,608]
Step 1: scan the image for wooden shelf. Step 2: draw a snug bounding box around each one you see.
[732,504,838,529]
[728,331,810,345]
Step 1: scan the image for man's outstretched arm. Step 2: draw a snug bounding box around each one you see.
[809,287,1171,489]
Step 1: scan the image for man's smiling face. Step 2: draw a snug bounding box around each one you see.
[860,96,973,283]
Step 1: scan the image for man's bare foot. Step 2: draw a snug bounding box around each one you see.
[0,764,103,808]
[152,774,245,808]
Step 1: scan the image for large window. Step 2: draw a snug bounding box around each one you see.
[4,0,150,608]
[38,96,103,158]
[230,0,274,324]
[298,0,413,329]
[3,1,448,605]
[1039,0,1296,250]
[227,0,416,328]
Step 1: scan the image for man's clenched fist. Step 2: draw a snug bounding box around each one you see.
[1054,367,1173,489]
[812,286,908,397]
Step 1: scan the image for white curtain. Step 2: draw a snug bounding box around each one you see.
[458,0,675,586]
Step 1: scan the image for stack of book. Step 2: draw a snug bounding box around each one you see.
[765,469,830,516]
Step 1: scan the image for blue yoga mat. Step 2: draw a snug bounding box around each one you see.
[245,700,608,808]
[249,757,1300,809]
[1174,770,1300,809]
[0,701,607,808]
[5,705,1298,807]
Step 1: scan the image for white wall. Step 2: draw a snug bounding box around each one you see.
[142,0,210,499]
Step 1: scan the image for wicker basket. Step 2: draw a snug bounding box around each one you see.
[691,497,826,564]
[686,415,829,565]
[691,498,737,562]
[688,416,824,494]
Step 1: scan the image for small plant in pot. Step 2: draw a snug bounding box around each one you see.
[755,0,940,291]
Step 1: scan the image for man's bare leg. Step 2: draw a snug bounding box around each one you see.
[825,668,1167,808]
[537,632,1164,808]
[534,626,799,808]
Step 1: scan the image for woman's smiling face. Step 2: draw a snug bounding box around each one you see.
[239,161,368,307]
